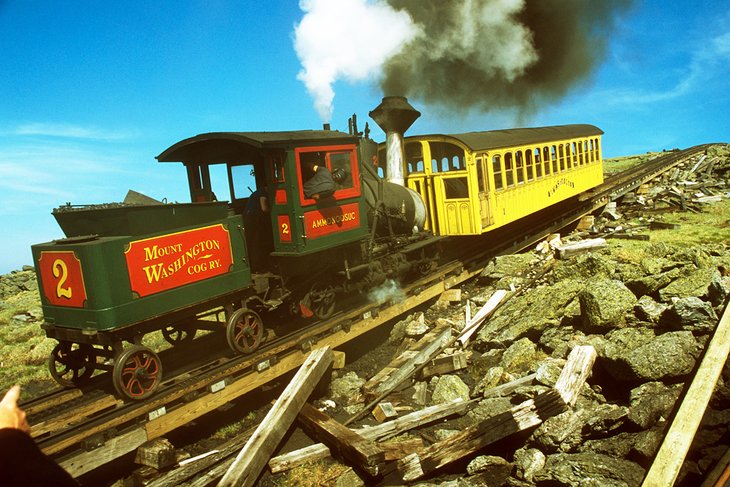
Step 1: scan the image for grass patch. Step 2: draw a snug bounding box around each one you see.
[647,199,729,247]
[276,460,350,487]
[603,152,661,175]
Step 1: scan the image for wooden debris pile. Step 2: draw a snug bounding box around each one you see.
[621,146,729,214]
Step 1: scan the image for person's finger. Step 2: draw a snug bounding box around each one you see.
[1,385,21,407]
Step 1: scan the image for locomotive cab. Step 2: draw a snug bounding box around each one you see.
[157,131,371,276]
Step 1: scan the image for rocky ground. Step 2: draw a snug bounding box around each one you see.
[268,146,730,486]
[1,145,728,486]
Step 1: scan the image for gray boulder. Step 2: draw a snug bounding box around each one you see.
[708,271,730,307]
[661,296,718,332]
[625,266,685,297]
[659,266,719,302]
[500,337,545,375]
[513,447,545,482]
[475,279,585,348]
[628,381,682,429]
[328,371,365,400]
[601,329,700,382]
[534,452,645,486]
[430,374,470,405]
[579,279,637,330]
[479,254,535,286]
[634,295,669,324]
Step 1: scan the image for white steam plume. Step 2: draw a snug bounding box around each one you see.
[293,0,420,122]
[367,279,405,306]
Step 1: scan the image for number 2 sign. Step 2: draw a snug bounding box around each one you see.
[38,251,87,308]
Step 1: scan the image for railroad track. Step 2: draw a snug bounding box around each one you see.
[23,144,711,479]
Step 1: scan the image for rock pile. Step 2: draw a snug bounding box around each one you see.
[321,241,729,485]
[471,243,729,485]
[0,266,37,301]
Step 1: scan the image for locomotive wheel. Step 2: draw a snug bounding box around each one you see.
[161,325,196,345]
[310,283,336,319]
[226,308,264,354]
[112,345,162,400]
[48,342,96,388]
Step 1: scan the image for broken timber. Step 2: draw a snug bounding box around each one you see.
[555,238,607,259]
[268,397,473,474]
[268,373,540,475]
[217,346,333,487]
[298,403,385,476]
[458,289,508,346]
[642,304,730,487]
[362,321,452,401]
[418,351,468,379]
[396,345,597,482]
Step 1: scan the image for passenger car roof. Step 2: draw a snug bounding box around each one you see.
[408,124,604,152]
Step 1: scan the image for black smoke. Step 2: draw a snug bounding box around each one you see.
[381,0,635,116]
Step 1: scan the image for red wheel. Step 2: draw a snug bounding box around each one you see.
[226,308,264,354]
[112,345,162,400]
[48,342,96,387]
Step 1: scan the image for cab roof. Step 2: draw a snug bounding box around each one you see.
[157,130,357,163]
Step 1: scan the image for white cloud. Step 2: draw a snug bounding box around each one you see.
[599,26,730,108]
[11,122,132,140]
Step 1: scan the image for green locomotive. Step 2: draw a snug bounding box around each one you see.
[32,97,433,400]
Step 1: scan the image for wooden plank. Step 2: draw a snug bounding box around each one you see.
[372,402,398,423]
[458,290,508,346]
[362,322,452,400]
[418,351,468,379]
[649,221,681,230]
[332,350,346,369]
[642,306,730,487]
[31,395,121,438]
[218,346,333,487]
[396,346,596,481]
[298,402,385,476]
[135,438,176,469]
[268,397,473,474]
[605,233,650,241]
[59,427,148,478]
[23,389,83,416]
[554,345,597,406]
[397,392,566,481]
[379,438,424,461]
[556,238,607,258]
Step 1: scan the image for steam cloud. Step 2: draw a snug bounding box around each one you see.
[295,0,634,119]
[293,0,420,122]
[367,279,405,305]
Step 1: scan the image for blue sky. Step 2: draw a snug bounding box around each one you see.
[1,1,728,274]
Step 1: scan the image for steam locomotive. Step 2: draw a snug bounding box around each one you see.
[32,97,603,399]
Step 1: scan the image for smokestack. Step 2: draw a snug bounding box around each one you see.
[369,96,421,185]
[323,123,331,131]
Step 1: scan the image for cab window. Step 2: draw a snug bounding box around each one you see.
[295,145,360,204]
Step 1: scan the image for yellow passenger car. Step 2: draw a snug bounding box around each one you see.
[399,125,604,236]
